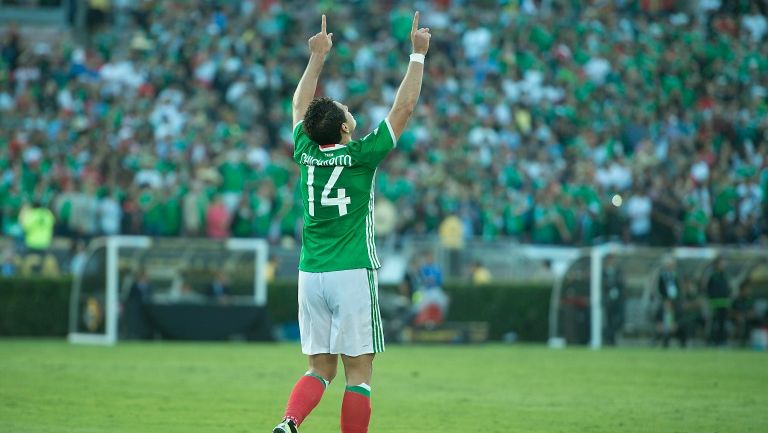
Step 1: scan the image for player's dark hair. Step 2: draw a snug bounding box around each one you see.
[303,97,345,145]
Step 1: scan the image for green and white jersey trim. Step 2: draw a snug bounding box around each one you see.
[367,268,385,353]
[366,170,380,269]
[384,118,397,148]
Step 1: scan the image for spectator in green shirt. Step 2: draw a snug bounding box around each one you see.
[19,201,55,251]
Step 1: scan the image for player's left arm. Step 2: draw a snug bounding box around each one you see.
[387,11,430,140]
[292,14,333,128]
[349,11,429,167]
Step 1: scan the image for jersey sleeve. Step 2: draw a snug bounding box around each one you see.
[347,118,397,168]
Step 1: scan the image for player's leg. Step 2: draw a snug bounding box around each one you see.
[325,268,384,433]
[340,354,374,433]
[308,352,339,381]
[276,353,338,433]
[274,271,335,433]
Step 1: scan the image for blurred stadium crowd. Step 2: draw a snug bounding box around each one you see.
[1,0,767,250]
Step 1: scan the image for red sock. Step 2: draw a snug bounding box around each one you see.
[341,385,371,433]
[284,373,327,427]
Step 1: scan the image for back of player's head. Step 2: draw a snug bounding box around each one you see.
[303,97,345,145]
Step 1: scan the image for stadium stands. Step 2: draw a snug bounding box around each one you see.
[0,1,766,248]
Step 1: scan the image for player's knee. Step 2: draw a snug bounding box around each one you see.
[320,369,337,382]
[341,354,374,384]
[309,355,338,382]
[309,365,337,382]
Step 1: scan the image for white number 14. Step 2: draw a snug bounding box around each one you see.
[307,166,350,216]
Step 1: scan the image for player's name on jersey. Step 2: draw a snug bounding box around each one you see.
[299,152,353,167]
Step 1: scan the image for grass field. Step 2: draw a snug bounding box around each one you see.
[0,340,765,433]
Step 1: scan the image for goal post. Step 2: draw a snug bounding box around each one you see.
[225,237,269,306]
[69,236,152,345]
[551,245,768,350]
[589,245,720,349]
[68,236,269,346]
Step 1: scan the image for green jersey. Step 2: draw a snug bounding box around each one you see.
[293,119,396,272]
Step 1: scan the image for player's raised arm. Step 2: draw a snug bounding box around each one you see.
[292,14,334,128]
[387,11,431,140]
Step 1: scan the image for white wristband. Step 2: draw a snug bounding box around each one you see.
[409,53,425,64]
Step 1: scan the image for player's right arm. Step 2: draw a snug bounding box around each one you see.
[292,15,333,129]
[387,11,431,140]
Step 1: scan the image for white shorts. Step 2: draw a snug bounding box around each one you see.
[298,268,385,356]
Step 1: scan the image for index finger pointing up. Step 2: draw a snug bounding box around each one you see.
[412,11,419,33]
[322,14,327,34]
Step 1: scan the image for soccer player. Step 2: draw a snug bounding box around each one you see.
[271,12,431,433]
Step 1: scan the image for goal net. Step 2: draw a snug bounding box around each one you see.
[68,236,268,345]
[549,245,768,349]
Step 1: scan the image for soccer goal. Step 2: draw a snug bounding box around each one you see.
[68,236,269,345]
[548,245,768,349]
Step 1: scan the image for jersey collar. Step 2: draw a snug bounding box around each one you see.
[319,143,347,152]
